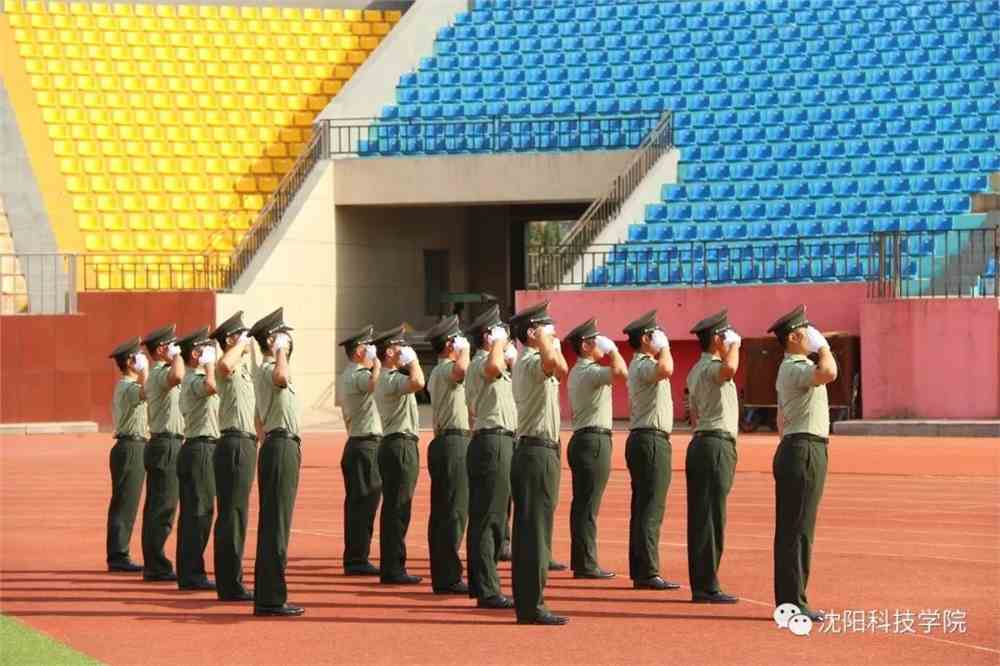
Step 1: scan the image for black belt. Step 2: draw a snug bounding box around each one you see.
[264,428,301,444]
[630,427,670,440]
[475,427,515,438]
[518,435,560,451]
[781,433,829,445]
[220,428,256,440]
[150,432,183,441]
[114,435,147,443]
[184,435,217,444]
[384,432,419,443]
[574,426,612,436]
[437,428,471,438]
[347,434,381,445]
[693,429,736,444]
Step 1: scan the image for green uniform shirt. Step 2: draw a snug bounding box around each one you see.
[686,353,739,438]
[568,358,613,431]
[180,370,220,439]
[217,356,255,434]
[255,358,300,436]
[112,378,148,437]
[469,351,517,432]
[428,359,469,434]
[147,361,184,435]
[627,352,673,432]
[375,370,419,436]
[337,363,382,437]
[466,349,488,419]
[512,348,560,442]
[776,353,830,438]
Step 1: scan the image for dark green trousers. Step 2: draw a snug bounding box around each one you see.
[176,437,217,586]
[686,431,737,595]
[106,437,146,565]
[213,431,257,598]
[773,433,828,612]
[568,429,612,574]
[254,431,301,607]
[341,437,382,571]
[511,440,560,622]
[141,433,181,576]
[427,431,469,590]
[466,430,513,601]
[378,433,420,580]
[625,429,671,581]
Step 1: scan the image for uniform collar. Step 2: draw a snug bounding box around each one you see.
[700,352,720,362]
[576,356,597,367]
[784,353,809,361]
[521,346,540,358]
[473,349,488,358]
[155,360,168,368]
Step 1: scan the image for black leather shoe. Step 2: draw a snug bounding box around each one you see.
[179,579,216,591]
[254,604,304,617]
[517,612,569,626]
[477,595,514,609]
[633,576,681,590]
[573,568,616,580]
[547,561,568,572]
[805,610,826,622]
[143,572,178,582]
[344,562,380,576]
[498,540,512,561]
[433,581,469,595]
[381,573,423,585]
[108,560,143,573]
[219,589,254,602]
[692,591,739,604]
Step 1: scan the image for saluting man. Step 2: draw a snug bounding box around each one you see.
[425,315,471,595]
[372,325,426,585]
[336,325,382,577]
[686,310,741,604]
[465,305,518,610]
[249,308,304,617]
[565,318,627,580]
[210,311,256,602]
[106,337,149,573]
[622,310,680,592]
[509,300,569,626]
[140,324,185,582]
[176,327,219,591]
[767,305,837,623]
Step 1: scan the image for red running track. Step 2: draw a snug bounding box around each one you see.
[1,432,997,665]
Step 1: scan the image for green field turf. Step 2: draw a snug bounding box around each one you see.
[0,615,99,666]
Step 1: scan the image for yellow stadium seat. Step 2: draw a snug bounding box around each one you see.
[65,175,87,193]
[59,156,81,174]
[133,232,159,251]
[349,49,369,65]
[249,158,272,175]
[129,157,152,175]
[217,193,240,209]
[99,140,123,157]
[258,176,278,193]
[169,194,193,211]
[344,9,362,21]
[177,212,200,229]
[303,8,322,20]
[151,212,173,230]
[186,176,208,193]
[109,232,133,252]
[233,176,256,193]
[128,214,149,230]
[200,213,224,231]
[67,125,92,141]
[155,5,175,18]
[323,80,343,95]
[51,139,74,157]
[280,7,302,20]
[95,194,116,212]
[72,194,95,213]
[90,175,112,192]
[338,36,359,50]
[193,194,214,211]
[386,10,403,22]
[84,233,106,252]
[159,233,181,251]
[335,65,356,80]
[103,214,127,231]
[242,194,264,210]
[145,194,167,212]
[42,108,65,124]
[228,213,252,230]
[78,213,101,231]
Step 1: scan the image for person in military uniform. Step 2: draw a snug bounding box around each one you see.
[464,305,518,610]
[509,300,569,626]
[249,308,304,617]
[622,310,680,591]
[372,325,426,585]
[425,315,471,594]
[767,305,838,623]
[176,327,219,591]
[106,337,149,573]
[336,325,383,577]
[210,311,256,602]
[565,318,627,580]
[685,310,742,604]
[140,324,185,582]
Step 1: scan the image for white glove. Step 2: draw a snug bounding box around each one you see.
[237,331,249,344]
[541,323,556,337]
[594,335,616,354]
[364,344,377,362]
[487,325,508,346]
[722,330,742,349]
[650,330,669,353]
[398,345,417,366]
[199,345,217,365]
[504,344,518,365]
[803,326,828,353]
[166,343,181,360]
[451,336,469,352]
[271,332,291,352]
[131,353,148,371]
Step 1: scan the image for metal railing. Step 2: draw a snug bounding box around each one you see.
[0,253,77,314]
[526,227,1000,297]
[318,113,663,156]
[81,253,228,292]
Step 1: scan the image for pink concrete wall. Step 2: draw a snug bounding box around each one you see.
[860,298,1000,419]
